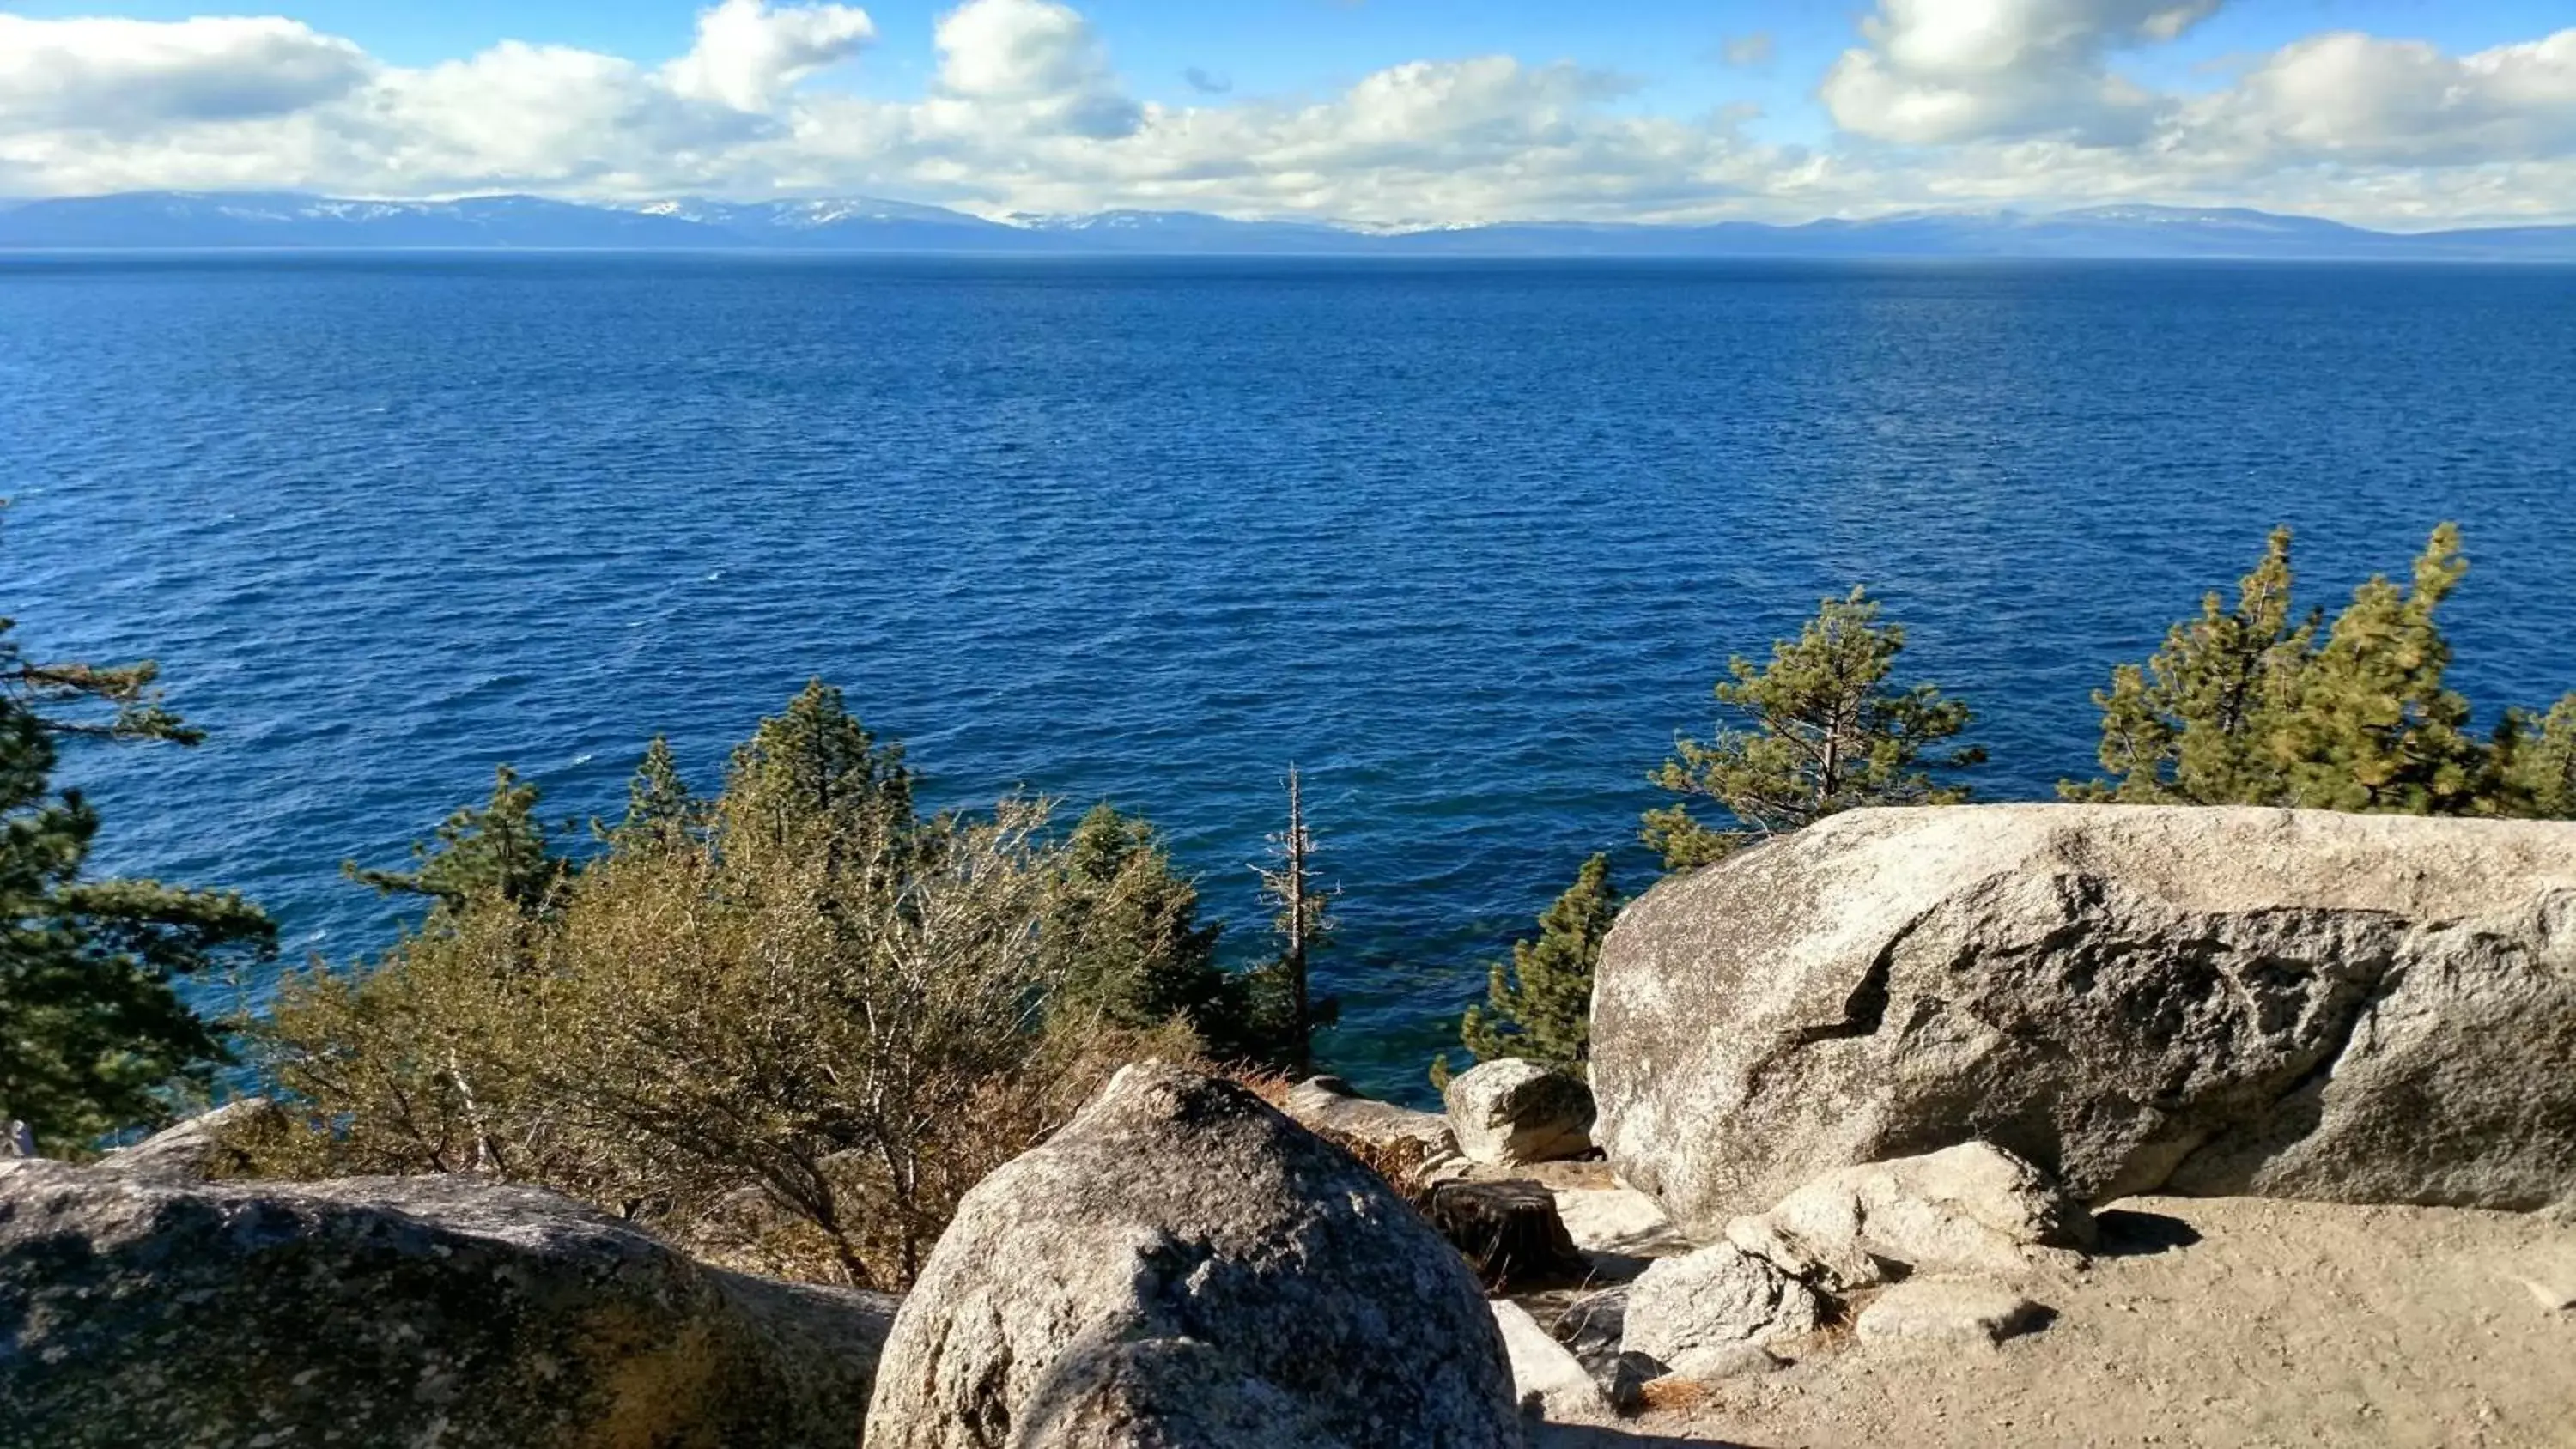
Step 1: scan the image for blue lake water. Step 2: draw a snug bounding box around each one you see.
[7,253,2573,1101]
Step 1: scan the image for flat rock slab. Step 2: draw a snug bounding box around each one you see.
[1855,1278,2049,1345]
[1492,1300,1615,1424]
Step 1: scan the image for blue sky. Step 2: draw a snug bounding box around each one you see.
[3,0,2573,225]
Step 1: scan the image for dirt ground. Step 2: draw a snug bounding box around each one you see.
[1532,1194,2576,1449]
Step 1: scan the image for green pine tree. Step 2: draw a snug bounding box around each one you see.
[2068,527,2317,804]
[720,679,915,857]
[2069,524,2551,817]
[1042,803,1249,1052]
[1457,852,1618,1070]
[600,736,703,856]
[2276,524,2486,814]
[2493,694,2576,818]
[345,764,567,914]
[0,598,275,1145]
[1645,587,1984,870]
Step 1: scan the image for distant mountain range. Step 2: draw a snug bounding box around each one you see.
[3,191,2573,261]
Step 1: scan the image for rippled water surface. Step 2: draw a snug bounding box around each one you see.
[9,254,2573,1099]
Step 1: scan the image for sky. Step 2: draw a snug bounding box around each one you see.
[2,0,2573,227]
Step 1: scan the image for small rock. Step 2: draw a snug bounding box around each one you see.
[1622,1242,1822,1361]
[1492,1300,1614,1423]
[1759,1142,2093,1279]
[1662,1342,1786,1383]
[1548,1285,1628,1364]
[1595,1351,1667,1415]
[1855,1277,2048,1345]
[1445,1058,1595,1166]
[1554,1183,1691,1258]
[1282,1075,1458,1156]
[2508,1255,2576,1313]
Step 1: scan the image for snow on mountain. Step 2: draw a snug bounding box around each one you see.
[1,192,2569,259]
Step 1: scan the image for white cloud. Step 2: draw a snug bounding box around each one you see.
[0,2,2571,227]
[2183,29,2576,167]
[1822,0,2221,145]
[665,0,875,113]
[0,15,369,132]
[929,0,1139,138]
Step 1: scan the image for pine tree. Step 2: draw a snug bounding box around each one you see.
[2494,694,2576,818]
[1248,766,1336,1076]
[2069,527,2316,804]
[1042,803,1247,1051]
[720,680,914,859]
[2277,524,2486,814]
[1458,853,1618,1070]
[2069,524,2546,817]
[345,764,566,914]
[1645,587,1983,870]
[0,597,275,1145]
[600,736,702,856]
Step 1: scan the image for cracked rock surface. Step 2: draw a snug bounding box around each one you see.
[1592,804,2576,1236]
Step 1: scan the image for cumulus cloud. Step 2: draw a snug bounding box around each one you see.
[929,0,1138,137]
[1822,0,2220,144]
[0,15,369,132]
[0,1,2571,226]
[2183,29,2576,167]
[665,0,876,112]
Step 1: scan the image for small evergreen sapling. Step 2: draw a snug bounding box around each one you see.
[1456,852,1619,1071]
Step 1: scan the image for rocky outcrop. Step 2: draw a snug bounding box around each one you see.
[1283,1075,1458,1157]
[1728,1143,2092,1289]
[1593,805,2576,1234]
[0,1155,894,1449]
[94,1097,281,1184]
[1619,1241,1822,1363]
[865,1062,1520,1448]
[1444,1059,1595,1166]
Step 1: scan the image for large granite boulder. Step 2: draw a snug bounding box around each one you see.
[1593,805,2576,1234]
[1443,1059,1595,1167]
[0,1155,894,1449]
[865,1061,1520,1449]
